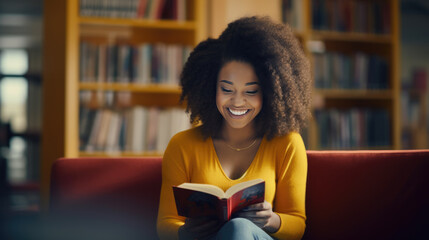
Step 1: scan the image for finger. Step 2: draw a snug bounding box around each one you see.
[242,203,263,211]
[243,201,272,211]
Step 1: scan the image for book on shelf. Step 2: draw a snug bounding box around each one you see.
[79,0,187,21]
[315,108,390,149]
[104,111,122,152]
[312,51,388,90]
[125,106,148,152]
[173,179,265,222]
[281,0,304,30]
[412,69,427,91]
[145,107,160,151]
[79,92,191,153]
[95,109,113,150]
[311,0,390,34]
[79,41,192,85]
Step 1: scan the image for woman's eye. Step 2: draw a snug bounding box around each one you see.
[246,90,259,95]
[221,87,232,93]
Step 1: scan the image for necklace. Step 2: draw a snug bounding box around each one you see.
[225,139,257,152]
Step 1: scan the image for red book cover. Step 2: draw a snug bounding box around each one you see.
[173,179,265,222]
[137,0,148,18]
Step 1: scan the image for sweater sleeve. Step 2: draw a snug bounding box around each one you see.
[157,133,188,240]
[270,133,308,240]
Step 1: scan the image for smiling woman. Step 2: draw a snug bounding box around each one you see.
[157,16,311,240]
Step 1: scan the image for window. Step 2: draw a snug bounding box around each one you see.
[0,49,29,182]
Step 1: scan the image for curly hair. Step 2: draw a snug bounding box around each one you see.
[180,16,311,140]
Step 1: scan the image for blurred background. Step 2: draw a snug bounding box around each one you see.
[0,0,428,233]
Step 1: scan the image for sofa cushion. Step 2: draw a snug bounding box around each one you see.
[303,150,429,240]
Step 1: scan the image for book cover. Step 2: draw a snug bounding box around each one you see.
[173,179,265,222]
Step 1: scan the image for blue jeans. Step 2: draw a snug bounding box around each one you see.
[211,218,274,240]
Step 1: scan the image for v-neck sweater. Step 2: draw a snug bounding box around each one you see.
[157,126,307,240]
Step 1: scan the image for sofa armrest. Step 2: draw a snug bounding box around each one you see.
[50,157,162,240]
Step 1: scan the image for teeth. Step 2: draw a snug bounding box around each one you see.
[228,108,248,116]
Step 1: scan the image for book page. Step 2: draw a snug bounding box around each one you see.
[177,183,226,198]
[225,179,264,199]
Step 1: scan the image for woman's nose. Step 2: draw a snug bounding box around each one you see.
[231,93,245,106]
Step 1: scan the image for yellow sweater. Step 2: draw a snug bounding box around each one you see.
[157,127,307,240]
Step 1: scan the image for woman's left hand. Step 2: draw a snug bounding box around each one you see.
[234,201,280,233]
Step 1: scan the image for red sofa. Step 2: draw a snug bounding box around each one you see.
[49,150,429,240]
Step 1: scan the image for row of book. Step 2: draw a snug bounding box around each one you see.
[80,41,192,85]
[312,0,391,34]
[315,108,391,149]
[80,0,187,20]
[79,90,132,109]
[312,52,389,89]
[79,106,191,153]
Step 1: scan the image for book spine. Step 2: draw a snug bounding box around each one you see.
[219,199,229,222]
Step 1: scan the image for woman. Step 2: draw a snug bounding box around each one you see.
[157,16,311,240]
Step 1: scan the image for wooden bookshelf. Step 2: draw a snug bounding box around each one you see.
[311,30,392,43]
[42,0,207,210]
[282,0,401,150]
[79,17,196,29]
[79,82,182,93]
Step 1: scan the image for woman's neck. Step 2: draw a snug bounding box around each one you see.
[220,123,258,145]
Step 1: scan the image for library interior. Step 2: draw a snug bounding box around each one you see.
[0,0,428,239]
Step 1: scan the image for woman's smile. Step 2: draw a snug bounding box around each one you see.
[228,108,250,117]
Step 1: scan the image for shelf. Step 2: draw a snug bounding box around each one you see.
[314,89,393,99]
[311,30,392,43]
[0,73,42,83]
[79,151,164,157]
[79,82,182,94]
[293,30,306,39]
[13,131,41,141]
[79,17,196,30]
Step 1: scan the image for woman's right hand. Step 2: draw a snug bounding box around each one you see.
[178,217,220,240]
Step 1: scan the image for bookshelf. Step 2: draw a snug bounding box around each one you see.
[282,0,401,150]
[42,0,207,209]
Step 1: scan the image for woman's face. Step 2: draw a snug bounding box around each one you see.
[216,61,263,130]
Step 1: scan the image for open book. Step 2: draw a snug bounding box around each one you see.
[173,179,265,221]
